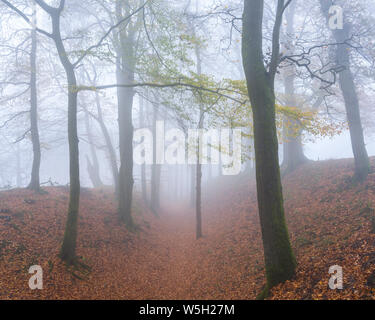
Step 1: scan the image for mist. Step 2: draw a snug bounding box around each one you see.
[0,0,374,303]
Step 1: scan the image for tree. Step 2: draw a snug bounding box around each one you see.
[150,94,161,215]
[82,64,119,194]
[0,0,146,262]
[114,0,142,228]
[27,1,42,192]
[84,110,104,189]
[0,0,81,262]
[320,0,370,181]
[139,93,148,204]
[242,0,296,297]
[280,0,308,174]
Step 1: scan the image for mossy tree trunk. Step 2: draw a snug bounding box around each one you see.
[242,0,296,292]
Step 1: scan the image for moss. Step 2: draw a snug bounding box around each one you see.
[256,284,270,300]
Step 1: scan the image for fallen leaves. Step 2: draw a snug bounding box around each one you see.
[0,157,375,299]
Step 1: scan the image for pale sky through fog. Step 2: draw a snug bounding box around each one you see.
[306,132,375,161]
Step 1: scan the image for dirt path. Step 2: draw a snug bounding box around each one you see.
[148,206,197,299]
[77,203,205,300]
[1,187,261,299]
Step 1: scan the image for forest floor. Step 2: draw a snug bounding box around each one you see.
[1,157,375,299]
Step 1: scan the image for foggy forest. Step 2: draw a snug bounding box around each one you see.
[0,0,375,302]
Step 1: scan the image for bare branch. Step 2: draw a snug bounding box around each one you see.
[72,1,148,68]
[0,0,53,38]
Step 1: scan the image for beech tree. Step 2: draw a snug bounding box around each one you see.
[320,0,370,181]
[242,0,296,296]
[280,0,308,174]
[1,0,147,262]
[27,1,42,191]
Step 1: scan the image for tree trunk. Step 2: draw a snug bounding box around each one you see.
[114,0,141,228]
[93,92,119,194]
[28,5,41,192]
[116,64,135,228]
[60,72,80,263]
[150,100,161,215]
[207,162,212,183]
[196,158,202,239]
[190,165,196,207]
[16,143,21,188]
[49,10,80,264]
[139,94,147,204]
[84,111,103,188]
[194,17,203,239]
[281,75,308,174]
[242,0,296,293]
[320,0,370,181]
[281,1,307,175]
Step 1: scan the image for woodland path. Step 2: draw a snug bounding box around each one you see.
[0,187,261,299]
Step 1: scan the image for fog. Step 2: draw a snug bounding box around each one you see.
[0,0,374,301]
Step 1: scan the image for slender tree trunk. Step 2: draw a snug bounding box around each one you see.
[48,10,80,264]
[281,75,308,174]
[242,0,296,294]
[60,71,80,263]
[196,112,204,239]
[139,94,147,204]
[28,5,41,192]
[320,0,370,181]
[281,1,307,175]
[114,0,142,228]
[93,92,119,193]
[194,15,203,239]
[16,143,21,188]
[190,165,196,207]
[84,111,103,188]
[116,64,135,228]
[196,155,202,239]
[150,100,161,215]
[207,162,212,183]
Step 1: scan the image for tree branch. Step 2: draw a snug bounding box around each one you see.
[72,1,148,68]
[0,0,53,38]
[77,81,248,105]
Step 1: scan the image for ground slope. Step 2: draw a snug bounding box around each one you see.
[1,158,375,299]
[202,157,375,299]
